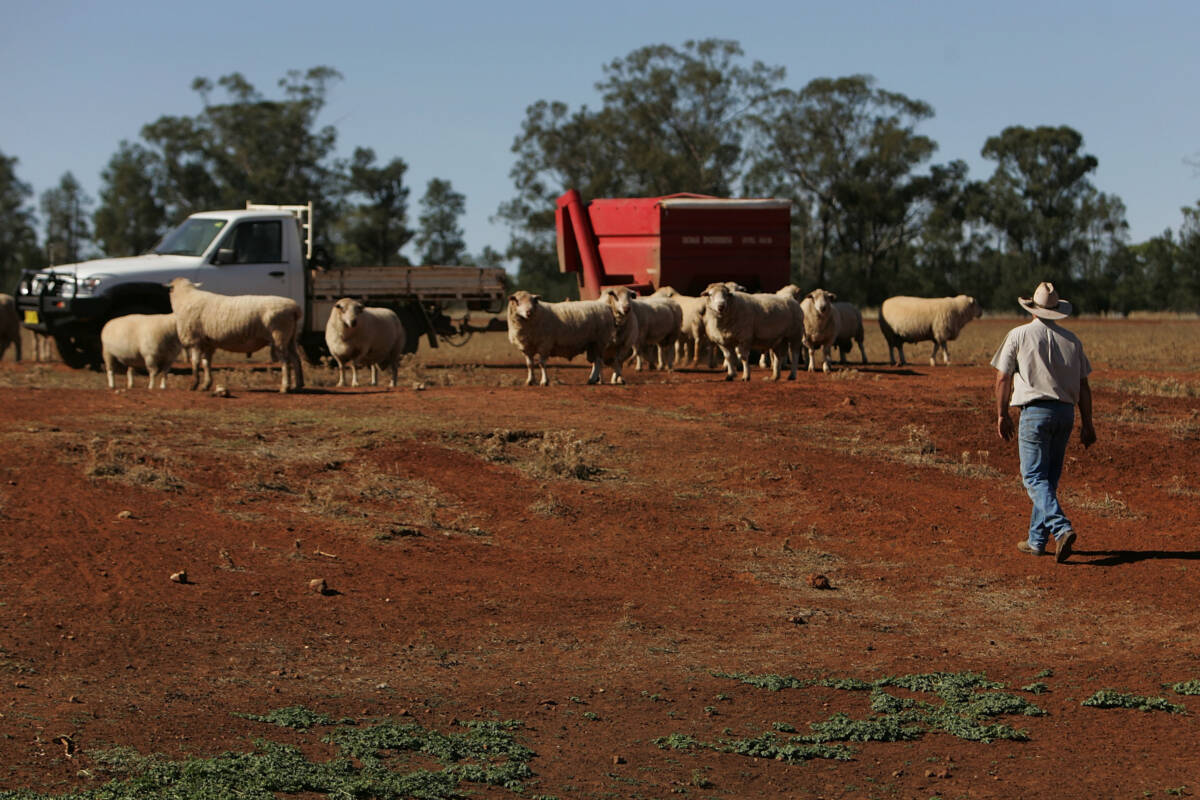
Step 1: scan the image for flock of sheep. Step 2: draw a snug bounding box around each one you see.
[0,282,982,391]
[506,283,983,386]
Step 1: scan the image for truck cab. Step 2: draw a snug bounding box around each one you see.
[18,204,311,368]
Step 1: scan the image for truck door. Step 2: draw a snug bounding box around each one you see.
[192,219,299,303]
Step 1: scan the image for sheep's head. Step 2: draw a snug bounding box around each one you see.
[167,277,200,296]
[776,285,802,301]
[508,291,540,321]
[653,285,678,298]
[334,298,366,328]
[969,296,982,318]
[602,286,635,321]
[700,282,733,316]
[805,288,835,316]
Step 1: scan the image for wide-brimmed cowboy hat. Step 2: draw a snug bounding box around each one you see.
[1018,282,1072,319]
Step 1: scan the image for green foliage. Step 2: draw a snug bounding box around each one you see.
[415,178,467,266]
[232,706,338,730]
[93,141,166,257]
[0,150,43,291]
[40,172,93,264]
[662,670,1045,765]
[0,710,535,799]
[334,146,414,267]
[1082,689,1187,714]
[1171,679,1200,696]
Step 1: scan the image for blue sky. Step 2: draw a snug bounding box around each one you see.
[3,0,1198,266]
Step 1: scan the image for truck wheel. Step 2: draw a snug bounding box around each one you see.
[54,329,103,370]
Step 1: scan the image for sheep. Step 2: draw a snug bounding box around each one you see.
[100,313,184,389]
[168,277,304,393]
[629,293,682,371]
[599,287,640,384]
[0,293,19,362]
[700,282,803,381]
[324,298,406,388]
[831,301,867,364]
[653,286,709,367]
[507,290,615,386]
[879,294,982,366]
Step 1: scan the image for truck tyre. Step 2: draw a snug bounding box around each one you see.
[54,327,103,370]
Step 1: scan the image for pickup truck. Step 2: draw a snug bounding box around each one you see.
[17,203,507,369]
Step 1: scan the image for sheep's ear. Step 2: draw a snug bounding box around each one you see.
[700,289,710,297]
[192,281,203,289]
[508,294,518,303]
[531,294,542,302]
[828,291,838,301]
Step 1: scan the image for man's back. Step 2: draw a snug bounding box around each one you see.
[991,318,1091,407]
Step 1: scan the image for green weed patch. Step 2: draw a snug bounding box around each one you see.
[1082,689,1187,714]
[660,671,1046,764]
[0,710,534,800]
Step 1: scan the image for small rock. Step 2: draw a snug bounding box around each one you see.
[413,382,427,391]
[787,614,807,625]
[842,396,855,406]
[611,755,625,765]
[211,385,231,398]
[808,573,831,590]
[170,570,188,584]
[309,578,327,594]
[116,510,133,520]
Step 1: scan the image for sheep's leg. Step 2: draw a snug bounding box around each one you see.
[719,345,738,381]
[609,352,625,385]
[737,346,753,381]
[125,368,134,389]
[335,359,346,387]
[858,338,868,364]
[896,343,906,366]
[766,347,781,381]
[350,363,360,387]
[369,364,379,386]
[104,360,115,390]
[538,356,550,387]
[822,345,832,373]
[806,343,817,372]
[290,344,304,390]
[523,354,535,386]
[941,341,951,365]
[388,361,398,388]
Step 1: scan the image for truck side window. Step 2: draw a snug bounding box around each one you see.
[230,221,283,264]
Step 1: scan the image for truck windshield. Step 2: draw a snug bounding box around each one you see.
[153,219,228,256]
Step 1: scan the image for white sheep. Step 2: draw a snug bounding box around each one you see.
[324,298,406,388]
[168,277,305,393]
[629,294,682,371]
[700,282,803,381]
[507,290,615,386]
[831,301,867,364]
[0,293,19,362]
[797,288,840,373]
[879,294,982,366]
[599,287,640,384]
[653,286,710,367]
[100,313,184,389]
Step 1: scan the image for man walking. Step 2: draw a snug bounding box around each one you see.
[992,282,1097,563]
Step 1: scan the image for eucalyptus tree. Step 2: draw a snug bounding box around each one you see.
[334,146,414,266]
[40,172,93,264]
[93,141,166,256]
[0,151,41,290]
[415,178,466,265]
[498,38,783,299]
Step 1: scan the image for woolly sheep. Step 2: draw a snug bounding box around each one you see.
[653,286,710,367]
[100,313,184,389]
[168,277,304,393]
[325,298,406,388]
[599,287,640,384]
[700,282,803,381]
[629,294,682,371]
[507,290,615,386]
[879,294,982,366]
[831,301,867,364]
[0,293,19,362]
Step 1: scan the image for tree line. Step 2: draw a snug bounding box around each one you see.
[3,43,1199,314]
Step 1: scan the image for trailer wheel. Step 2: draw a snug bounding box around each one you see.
[396,307,424,354]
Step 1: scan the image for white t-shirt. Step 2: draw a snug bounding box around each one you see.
[991,318,1092,406]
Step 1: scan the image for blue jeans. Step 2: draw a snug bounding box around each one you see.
[1018,401,1075,550]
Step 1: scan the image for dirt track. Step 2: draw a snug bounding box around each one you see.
[1,345,1199,798]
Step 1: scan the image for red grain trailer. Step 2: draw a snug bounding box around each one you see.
[555,188,792,299]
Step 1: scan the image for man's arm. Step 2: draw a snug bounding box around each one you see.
[994,370,1015,441]
[1078,377,1096,448]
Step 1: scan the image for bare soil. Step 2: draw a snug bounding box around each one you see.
[1,328,1199,798]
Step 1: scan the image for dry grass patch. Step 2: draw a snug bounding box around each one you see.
[84,436,187,492]
[443,428,613,481]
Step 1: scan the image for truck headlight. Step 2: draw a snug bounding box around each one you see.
[76,275,113,296]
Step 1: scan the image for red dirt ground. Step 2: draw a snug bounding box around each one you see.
[1,357,1199,798]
